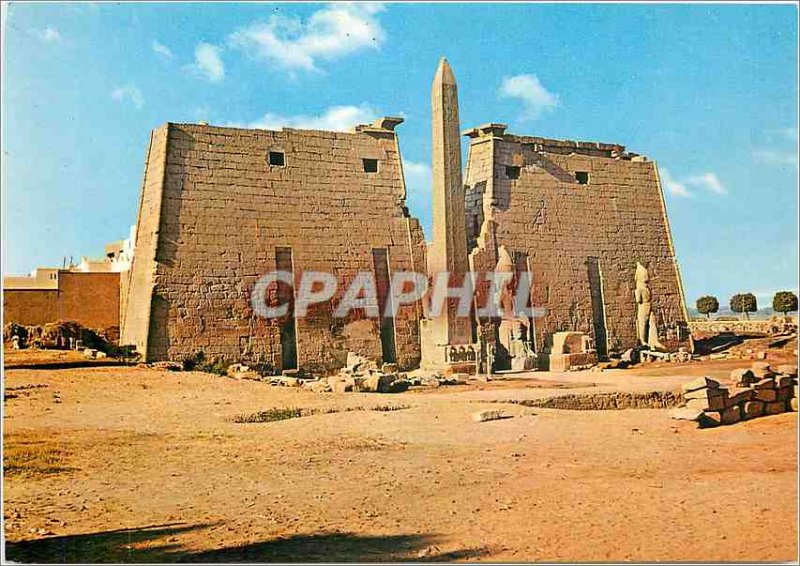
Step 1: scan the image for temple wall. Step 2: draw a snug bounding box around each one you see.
[465,131,690,356]
[121,122,426,373]
[120,125,170,357]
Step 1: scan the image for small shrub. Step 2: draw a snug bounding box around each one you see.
[182,351,230,375]
[370,404,410,412]
[3,442,76,477]
[233,407,309,423]
[198,358,230,376]
[232,404,410,423]
[182,351,205,371]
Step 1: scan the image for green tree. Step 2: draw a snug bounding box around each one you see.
[696,295,719,319]
[730,293,758,320]
[773,291,798,315]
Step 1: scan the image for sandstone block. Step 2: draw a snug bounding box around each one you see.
[753,377,776,389]
[751,362,774,379]
[774,375,793,388]
[725,387,754,408]
[720,405,741,425]
[684,387,726,400]
[307,380,332,393]
[360,374,395,393]
[699,411,722,428]
[681,376,720,394]
[777,386,792,402]
[388,379,409,393]
[730,368,756,386]
[330,376,355,393]
[764,401,785,415]
[669,407,704,421]
[742,400,764,420]
[754,388,777,403]
[687,396,725,412]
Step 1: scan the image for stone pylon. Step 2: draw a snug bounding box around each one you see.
[423,58,472,356]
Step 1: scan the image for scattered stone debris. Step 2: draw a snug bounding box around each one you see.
[151,361,182,372]
[639,347,693,364]
[291,353,470,395]
[4,320,110,352]
[674,363,797,427]
[226,363,262,381]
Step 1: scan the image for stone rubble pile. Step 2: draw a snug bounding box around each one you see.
[221,352,470,394]
[672,363,797,427]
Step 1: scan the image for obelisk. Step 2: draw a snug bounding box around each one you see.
[425,58,472,351]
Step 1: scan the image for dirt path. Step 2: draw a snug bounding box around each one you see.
[3,359,797,562]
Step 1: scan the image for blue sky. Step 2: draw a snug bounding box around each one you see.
[2,2,797,309]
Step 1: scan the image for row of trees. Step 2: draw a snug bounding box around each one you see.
[696,291,798,320]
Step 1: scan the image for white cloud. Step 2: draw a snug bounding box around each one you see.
[111,85,144,110]
[152,40,173,59]
[498,74,559,120]
[229,3,385,73]
[659,167,691,197]
[686,172,727,195]
[754,149,798,168]
[766,127,799,143]
[779,127,798,142]
[37,27,62,43]
[403,160,431,195]
[227,104,378,132]
[188,43,225,83]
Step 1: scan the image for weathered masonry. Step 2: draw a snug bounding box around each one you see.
[121,119,426,373]
[464,124,690,368]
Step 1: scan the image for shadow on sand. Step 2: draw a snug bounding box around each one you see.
[5,523,489,563]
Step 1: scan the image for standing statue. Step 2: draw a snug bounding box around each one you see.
[634,262,665,350]
[494,246,536,370]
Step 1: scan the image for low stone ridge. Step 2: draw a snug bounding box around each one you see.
[513,391,682,411]
[671,364,798,427]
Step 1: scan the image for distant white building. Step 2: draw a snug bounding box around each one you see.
[3,268,60,290]
[3,225,136,288]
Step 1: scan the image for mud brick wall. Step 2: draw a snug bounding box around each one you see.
[465,130,690,355]
[3,290,59,327]
[121,123,426,372]
[4,272,120,331]
[57,272,120,331]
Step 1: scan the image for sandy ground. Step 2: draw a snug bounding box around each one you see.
[3,351,798,562]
